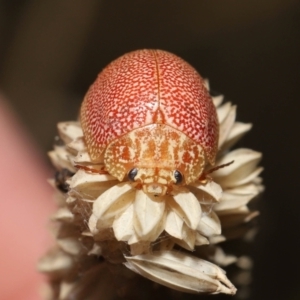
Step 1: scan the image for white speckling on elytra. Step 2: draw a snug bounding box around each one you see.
[80,49,218,166]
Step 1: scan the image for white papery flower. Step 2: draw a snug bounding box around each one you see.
[40,87,263,299]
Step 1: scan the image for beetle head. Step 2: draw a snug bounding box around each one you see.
[104,125,206,196]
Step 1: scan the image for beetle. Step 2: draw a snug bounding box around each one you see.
[80,49,219,196]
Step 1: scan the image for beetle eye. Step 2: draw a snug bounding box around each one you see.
[174,170,183,184]
[128,168,138,181]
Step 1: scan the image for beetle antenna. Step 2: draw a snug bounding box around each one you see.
[199,160,234,181]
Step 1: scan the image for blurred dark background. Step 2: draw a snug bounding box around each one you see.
[0,1,299,299]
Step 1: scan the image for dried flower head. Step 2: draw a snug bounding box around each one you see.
[39,50,263,300]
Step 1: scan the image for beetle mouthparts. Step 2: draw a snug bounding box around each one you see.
[143,183,168,196]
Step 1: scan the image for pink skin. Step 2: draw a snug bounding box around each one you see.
[0,97,55,300]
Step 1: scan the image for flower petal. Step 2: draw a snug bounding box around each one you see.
[150,209,167,241]
[170,190,202,230]
[48,146,75,172]
[214,185,260,211]
[52,207,74,222]
[165,209,184,239]
[38,250,73,274]
[217,102,232,123]
[89,214,114,233]
[218,105,236,148]
[176,223,196,250]
[218,209,259,228]
[189,181,222,204]
[225,183,262,195]
[197,211,221,237]
[57,238,82,255]
[124,251,236,295]
[208,246,238,267]
[57,122,83,143]
[91,182,134,223]
[59,282,76,300]
[213,149,263,188]
[221,122,252,151]
[203,78,210,90]
[212,95,224,107]
[209,235,226,244]
[66,137,86,154]
[113,204,134,241]
[195,233,209,246]
[70,170,118,199]
[74,150,93,164]
[134,190,165,239]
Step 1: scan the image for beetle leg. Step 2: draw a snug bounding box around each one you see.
[74,164,109,175]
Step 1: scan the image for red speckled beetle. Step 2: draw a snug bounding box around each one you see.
[80,49,219,196]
